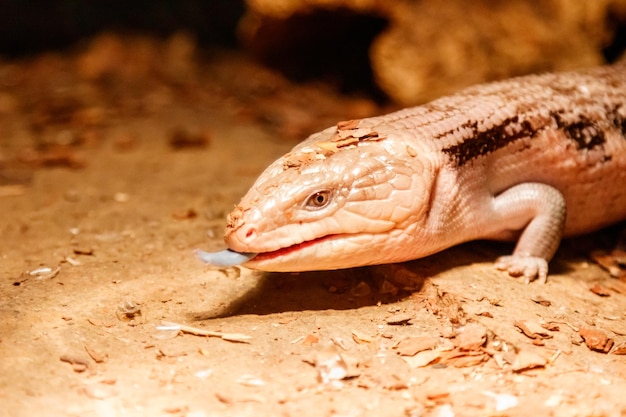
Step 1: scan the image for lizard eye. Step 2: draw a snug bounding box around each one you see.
[304,190,331,210]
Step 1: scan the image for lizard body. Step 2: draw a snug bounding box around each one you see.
[214,62,626,282]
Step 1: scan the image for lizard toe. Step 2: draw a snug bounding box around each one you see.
[495,254,549,284]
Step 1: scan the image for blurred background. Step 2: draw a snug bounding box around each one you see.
[2,0,626,104]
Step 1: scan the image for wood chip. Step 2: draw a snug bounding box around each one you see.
[29,266,61,280]
[336,119,360,130]
[530,294,552,307]
[514,320,553,339]
[331,135,360,148]
[282,152,317,169]
[396,336,438,356]
[60,354,89,372]
[84,345,107,363]
[302,334,319,346]
[611,342,626,355]
[73,247,94,255]
[455,323,487,350]
[385,312,414,325]
[512,349,547,372]
[447,352,488,368]
[160,321,252,343]
[315,141,340,152]
[87,317,116,328]
[352,330,374,344]
[426,390,450,401]
[157,348,188,359]
[579,326,614,353]
[402,349,442,368]
[589,284,611,297]
[541,322,560,332]
[426,291,466,324]
[215,392,234,404]
[330,336,350,350]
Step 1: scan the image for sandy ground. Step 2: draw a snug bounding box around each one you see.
[1,34,626,417]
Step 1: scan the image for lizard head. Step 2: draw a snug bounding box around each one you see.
[222,123,436,272]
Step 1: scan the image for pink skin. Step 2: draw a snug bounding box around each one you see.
[197,63,626,283]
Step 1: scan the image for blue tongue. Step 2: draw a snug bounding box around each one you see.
[195,248,257,267]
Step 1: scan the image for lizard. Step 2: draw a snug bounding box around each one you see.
[197,61,626,283]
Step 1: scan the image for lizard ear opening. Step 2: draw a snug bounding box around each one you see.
[304,190,332,210]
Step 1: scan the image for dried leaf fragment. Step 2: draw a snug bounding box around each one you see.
[541,322,560,332]
[282,151,318,169]
[446,351,488,368]
[402,349,442,368]
[336,119,360,130]
[589,284,611,297]
[396,336,438,356]
[84,345,107,363]
[315,141,340,152]
[385,312,414,325]
[530,294,552,306]
[610,342,626,355]
[352,330,374,344]
[455,323,487,350]
[426,290,466,324]
[159,321,252,343]
[87,317,116,328]
[60,354,90,372]
[512,349,547,372]
[514,320,553,339]
[579,326,614,353]
[302,334,319,346]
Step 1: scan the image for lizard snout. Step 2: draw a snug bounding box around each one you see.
[224,221,258,252]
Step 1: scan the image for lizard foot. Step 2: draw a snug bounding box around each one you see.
[495,254,549,284]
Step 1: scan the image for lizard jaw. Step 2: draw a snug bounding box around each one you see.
[241,234,357,271]
[246,234,338,263]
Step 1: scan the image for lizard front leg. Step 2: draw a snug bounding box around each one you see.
[486,183,566,283]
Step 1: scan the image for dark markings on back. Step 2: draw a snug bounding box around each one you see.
[608,104,626,138]
[551,112,605,150]
[442,107,622,165]
[442,116,535,165]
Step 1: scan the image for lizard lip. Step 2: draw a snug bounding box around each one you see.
[250,235,337,262]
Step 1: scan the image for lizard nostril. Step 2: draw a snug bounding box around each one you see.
[244,227,257,241]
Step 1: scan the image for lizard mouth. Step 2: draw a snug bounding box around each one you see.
[251,234,337,262]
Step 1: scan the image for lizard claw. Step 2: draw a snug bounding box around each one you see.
[495,254,549,284]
